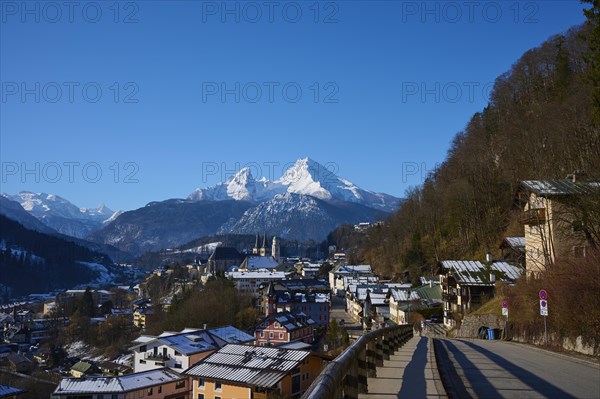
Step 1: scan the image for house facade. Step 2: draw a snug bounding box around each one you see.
[255,311,316,346]
[185,344,325,399]
[518,178,599,278]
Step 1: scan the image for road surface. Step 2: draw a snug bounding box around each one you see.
[435,338,600,399]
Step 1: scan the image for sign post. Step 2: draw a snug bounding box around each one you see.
[502,300,509,339]
[539,290,548,345]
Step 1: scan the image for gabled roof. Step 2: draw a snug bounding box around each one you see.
[71,361,94,374]
[241,256,279,270]
[259,311,316,332]
[54,368,183,395]
[520,180,600,197]
[184,344,310,388]
[389,288,420,302]
[439,260,523,285]
[500,237,526,252]
[130,326,253,355]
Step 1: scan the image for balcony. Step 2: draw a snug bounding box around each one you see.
[144,352,170,361]
[519,208,546,225]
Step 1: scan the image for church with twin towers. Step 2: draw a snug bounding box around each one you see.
[253,233,280,262]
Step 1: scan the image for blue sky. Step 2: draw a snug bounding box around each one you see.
[0,1,588,211]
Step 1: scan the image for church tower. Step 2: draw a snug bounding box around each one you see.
[260,233,268,257]
[272,236,280,262]
[252,233,259,255]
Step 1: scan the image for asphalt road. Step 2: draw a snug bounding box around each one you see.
[435,338,600,399]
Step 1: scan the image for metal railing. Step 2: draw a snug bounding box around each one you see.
[301,324,413,399]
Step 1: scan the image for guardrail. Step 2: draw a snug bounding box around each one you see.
[301,324,413,399]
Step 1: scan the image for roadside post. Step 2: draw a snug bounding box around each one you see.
[539,289,548,345]
[502,300,509,339]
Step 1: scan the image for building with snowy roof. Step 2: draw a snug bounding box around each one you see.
[184,344,325,399]
[255,311,316,347]
[439,260,524,328]
[518,177,600,278]
[51,368,187,399]
[130,326,254,373]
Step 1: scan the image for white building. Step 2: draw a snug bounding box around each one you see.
[130,326,254,373]
[227,270,289,298]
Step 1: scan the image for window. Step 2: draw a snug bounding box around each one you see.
[140,345,147,352]
[139,359,146,364]
[174,362,182,369]
[158,386,162,393]
[279,333,284,339]
[274,321,280,328]
[215,397,222,399]
[112,395,118,399]
[198,395,205,399]
[98,395,104,399]
[174,351,181,356]
[147,388,153,395]
[198,378,205,388]
[215,381,222,391]
[260,332,264,338]
[176,380,186,389]
[269,332,274,339]
[573,246,586,258]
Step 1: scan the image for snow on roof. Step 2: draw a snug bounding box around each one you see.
[334,264,373,275]
[228,271,287,279]
[54,369,183,395]
[440,260,523,285]
[131,326,252,355]
[521,180,600,197]
[243,256,279,270]
[389,289,420,302]
[502,237,526,250]
[185,344,310,388]
[207,326,255,344]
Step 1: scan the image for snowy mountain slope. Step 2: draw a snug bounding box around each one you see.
[218,192,389,241]
[88,199,254,255]
[188,158,401,212]
[3,191,118,238]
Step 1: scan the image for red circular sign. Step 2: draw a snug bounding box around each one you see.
[502,301,508,308]
[539,290,548,300]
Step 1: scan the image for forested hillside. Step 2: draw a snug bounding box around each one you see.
[359,19,600,280]
[0,215,113,296]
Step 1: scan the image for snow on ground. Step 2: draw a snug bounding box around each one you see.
[77,261,115,285]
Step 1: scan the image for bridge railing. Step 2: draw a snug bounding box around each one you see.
[301,324,413,399]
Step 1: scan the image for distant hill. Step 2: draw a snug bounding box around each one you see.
[88,199,255,255]
[0,215,116,297]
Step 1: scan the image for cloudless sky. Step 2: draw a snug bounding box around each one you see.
[0,0,589,211]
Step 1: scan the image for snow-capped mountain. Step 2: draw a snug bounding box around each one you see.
[218,192,388,241]
[2,191,118,238]
[188,158,400,212]
[188,167,285,202]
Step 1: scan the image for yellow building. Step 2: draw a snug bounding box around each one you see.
[185,344,326,399]
[133,307,153,329]
[518,178,599,278]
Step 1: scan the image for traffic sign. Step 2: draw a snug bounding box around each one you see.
[540,299,548,316]
[502,301,508,309]
[539,289,548,300]
[502,307,509,316]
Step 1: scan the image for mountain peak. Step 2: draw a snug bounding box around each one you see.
[188,157,401,212]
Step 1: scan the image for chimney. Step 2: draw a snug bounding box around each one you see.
[429,279,433,288]
[568,170,587,182]
[490,273,496,283]
[485,253,493,263]
[203,323,207,330]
